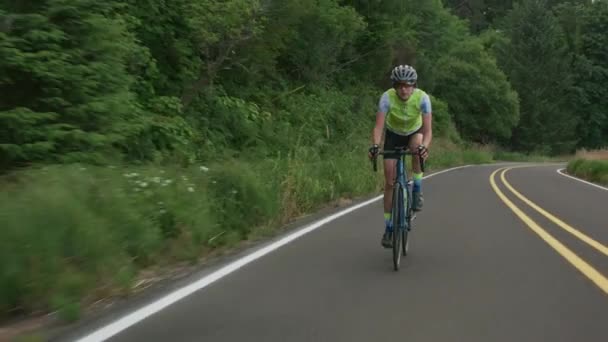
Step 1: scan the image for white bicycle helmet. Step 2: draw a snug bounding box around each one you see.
[390,65,417,85]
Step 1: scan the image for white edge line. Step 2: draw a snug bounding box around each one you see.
[74,164,472,342]
[557,168,608,191]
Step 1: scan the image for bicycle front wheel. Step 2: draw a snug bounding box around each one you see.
[402,186,411,257]
[391,183,403,271]
[402,220,409,256]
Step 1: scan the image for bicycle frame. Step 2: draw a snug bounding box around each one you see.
[372,146,425,270]
[372,146,424,231]
[394,153,412,232]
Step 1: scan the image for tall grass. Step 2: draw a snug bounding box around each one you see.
[491,150,554,162]
[0,165,218,321]
[2,132,564,327]
[0,138,385,322]
[574,148,608,161]
[566,158,608,185]
[3,131,544,324]
[425,140,493,169]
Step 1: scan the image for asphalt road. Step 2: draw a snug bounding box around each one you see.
[61,163,608,342]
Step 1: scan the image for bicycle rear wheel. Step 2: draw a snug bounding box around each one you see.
[391,183,403,271]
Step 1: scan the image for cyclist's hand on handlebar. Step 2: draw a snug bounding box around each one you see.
[417,144,429,159]
[368,144,379,159]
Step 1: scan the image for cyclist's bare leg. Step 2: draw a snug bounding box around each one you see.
[409,133,425,211]
[381,157,397,246]
[409,133,423,174]
[383,158,396,213]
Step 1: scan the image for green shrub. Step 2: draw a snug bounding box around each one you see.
[567,159,608,185]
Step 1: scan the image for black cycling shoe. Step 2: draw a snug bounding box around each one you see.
[412,192,424,212]
[381,231,393,248]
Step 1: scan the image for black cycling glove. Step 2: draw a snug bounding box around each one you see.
[369,144,379,158]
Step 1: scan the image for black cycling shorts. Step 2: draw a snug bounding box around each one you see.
[383,128,421,159]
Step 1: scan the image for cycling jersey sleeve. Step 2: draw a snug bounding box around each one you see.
[378,92,390,114]
[420,94,432,115]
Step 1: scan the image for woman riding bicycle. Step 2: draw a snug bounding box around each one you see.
[368,64,433,248]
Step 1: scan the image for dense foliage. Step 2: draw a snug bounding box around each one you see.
[5,0,600,172]
[443,0,607,153]
[1,0,607,324]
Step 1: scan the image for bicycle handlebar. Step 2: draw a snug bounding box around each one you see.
[371,149,425,173]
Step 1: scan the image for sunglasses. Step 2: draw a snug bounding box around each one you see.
[394,82,415,89]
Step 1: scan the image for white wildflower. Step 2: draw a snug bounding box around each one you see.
[188,187,195,192]
[200,166,209,172]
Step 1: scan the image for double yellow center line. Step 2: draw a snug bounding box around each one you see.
[490,167,608,294]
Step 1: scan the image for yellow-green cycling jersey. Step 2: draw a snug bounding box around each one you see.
[378,88,432,135]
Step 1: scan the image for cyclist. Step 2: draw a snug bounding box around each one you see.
[368,65,433,248]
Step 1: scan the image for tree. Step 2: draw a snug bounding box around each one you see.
[277,0,366,84]
[434,39,520,143]
[495,0,579,154]
[579,1,608,148]
[0,1,140,169]
[180,0,267,107]
[555,0,608,149]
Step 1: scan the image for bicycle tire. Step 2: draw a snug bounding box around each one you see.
[391,183,403,271]
[402,225,409,256]
[402,185,411,257]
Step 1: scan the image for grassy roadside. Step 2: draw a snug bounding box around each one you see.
[1,140,554,340]
[566,149,608,186]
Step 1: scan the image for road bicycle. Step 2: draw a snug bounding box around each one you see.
[372,146,425,271]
